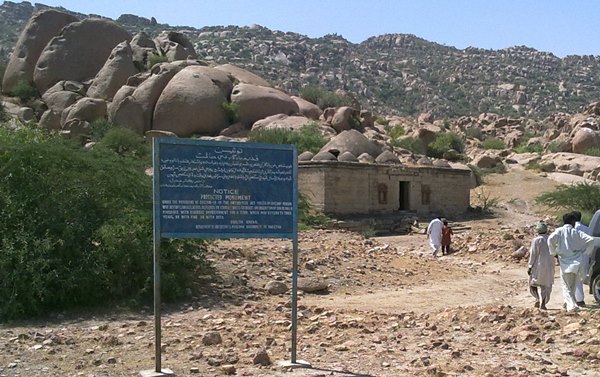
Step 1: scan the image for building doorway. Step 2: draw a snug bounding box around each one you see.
[398,181,410,210]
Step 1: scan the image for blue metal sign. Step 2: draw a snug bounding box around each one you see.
[153,138,298,239]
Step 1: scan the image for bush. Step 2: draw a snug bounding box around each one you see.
[546,141,564,153]
[513,142,543,154]
[388,124,405,139]
[89,118,113,141]
[300,85,353,109]
[147,53,168,69]
[375,117,388,125]
[222,102,240,124]
[480,137,506,150]
[391,136,426,154]
[464,127,484,141]
[248,123,326,154]
[96,127,149,158]
[427,132,464,158]
[536,183,600,214]
[584,148,600,157]
[10,80,37,102]
[0,128,211,320]
[298,193,330,229]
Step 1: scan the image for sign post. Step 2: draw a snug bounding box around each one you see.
[142,138,306,375]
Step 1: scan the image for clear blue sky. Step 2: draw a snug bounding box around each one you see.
[35,0,600,57]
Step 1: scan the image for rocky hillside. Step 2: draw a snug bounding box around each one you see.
[2,1,600,119]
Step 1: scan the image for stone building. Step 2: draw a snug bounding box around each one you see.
[298,161,471,216]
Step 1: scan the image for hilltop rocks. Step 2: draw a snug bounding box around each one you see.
[152,65,229,136]
[154,31,197,61]
[33,18,131,94]
[230,83,298,126]
[319,129,382,158]
[2,10,78,94]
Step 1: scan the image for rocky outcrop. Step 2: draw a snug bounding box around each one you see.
[152,65,228,136]
[291,96,322,120]
[571,127,600,154]
[87,41,137,100]
[2,10,78,94]
[33,18,131,94]
[230,83,298,126]
[154,31,197,61]
[251,114,314,131]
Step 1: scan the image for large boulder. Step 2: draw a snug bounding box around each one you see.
[2,10,78,94]
[471,154,502,169]
[319,129,382,158]
[215,64,271,87]
[540,153,600,177]
[230,83,298,126]
[33,18,131,94]
[152,65,228,136]
[251,114,314,132]
[154,31,197,61]
[109,61,192,133]
[61,97,107,126]
[291,96,322,120]
[41,81,83,112]
[572,127,600,154]
[87,41,137,100]
[413,124,442,145]
[330,106,358,133]
[130,31,156,67]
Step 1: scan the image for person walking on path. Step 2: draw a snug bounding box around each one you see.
[528,221,554,310]
[548,212,598,312]
[441,220,453,255]
[573,211,592,307]
[427,217,443,257]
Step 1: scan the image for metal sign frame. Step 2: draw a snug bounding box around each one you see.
[148,138,300,374]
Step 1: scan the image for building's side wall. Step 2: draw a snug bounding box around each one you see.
[299,163,471,216]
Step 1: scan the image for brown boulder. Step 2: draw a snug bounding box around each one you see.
[291,95,322,120]
[33,18,131,94]
[214,64,271,87]
[153,65,228,136]
[62,97,107,126]
[572,127,600,154]
[2,10,78,94]
[154,31,197,61]
[87,41,137,100]
[330,106,358,133]
[413,124,442,145]
[251,114,314,132]
[230,83,298,127]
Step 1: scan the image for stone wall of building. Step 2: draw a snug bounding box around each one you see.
[299,162,471,216]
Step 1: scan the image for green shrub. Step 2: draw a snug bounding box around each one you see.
[584,147,600,157]
[89,118,113,141]
[0,128,211,320]
[536,183,600,215]
[391,136,426,154]
[513,142,543,154]
[96,127,149,158]
[375,117,388,125]
[547,141,564,153]
[298,193,330,229]
[300,85,353,109]
[147,53,169,69]
[480,137,506,150]
[525,161,554,172]
[427,132,464,158]
[222,102,240,124]
[10,80,37,102]
[464,127,484,141]
[388,124,405,139]
[248,123,326,154]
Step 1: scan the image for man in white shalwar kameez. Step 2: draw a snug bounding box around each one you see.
[573,211,592,306]
[426,217,443,257]
[548,212,598,312]
[528,222,554,310]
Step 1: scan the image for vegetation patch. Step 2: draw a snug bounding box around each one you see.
[513,142,543,154]
[9,80,37,102]
[427,132,465,158]
[480,137,506,150]
[222,101,240,124]
[248,123,326,154]
[300,85,353,109]
[0,128,211,320]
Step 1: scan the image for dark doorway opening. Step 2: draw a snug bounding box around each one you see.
[399,181,410,210]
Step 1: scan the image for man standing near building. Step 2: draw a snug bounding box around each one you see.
[548,212,597,312]
[426,217,443,257]
[573,211,591,306]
